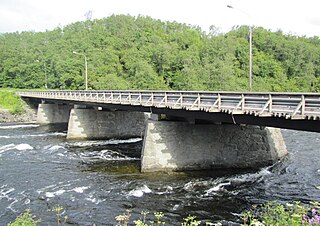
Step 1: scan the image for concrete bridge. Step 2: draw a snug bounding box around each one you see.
[18,90,320,172]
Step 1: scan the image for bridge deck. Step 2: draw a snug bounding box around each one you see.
[17,90,320,121]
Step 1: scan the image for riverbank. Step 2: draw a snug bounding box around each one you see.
[0,106,36,123]
[0,90,37,123]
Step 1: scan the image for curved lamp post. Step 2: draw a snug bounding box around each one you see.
[227,5,253,91]
[73,51,88,90]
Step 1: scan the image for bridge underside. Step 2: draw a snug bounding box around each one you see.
[33,101,289,172]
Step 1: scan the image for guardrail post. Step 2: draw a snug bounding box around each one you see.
[241,94,245,113]
[139,92,142,104]
[165,92,167,106]
[218,94,221,111]
[268,94,272,113]
[301,95,305,116]
[151,92,154,105]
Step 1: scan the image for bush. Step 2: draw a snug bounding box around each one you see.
[243,201,320,226]
[8,209,41,226]
[0,91,25,115]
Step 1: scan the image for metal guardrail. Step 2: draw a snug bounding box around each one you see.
[17,90,320,120]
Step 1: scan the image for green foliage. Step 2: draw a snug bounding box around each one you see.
[8,209,41,226]
[9,203,320,226]
[0,15,320,92]
[0,91,25,114]
[242,201,320,226]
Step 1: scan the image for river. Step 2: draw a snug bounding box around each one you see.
[0,123,319,225]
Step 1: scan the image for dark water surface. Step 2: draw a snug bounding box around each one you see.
[0,123,319,225]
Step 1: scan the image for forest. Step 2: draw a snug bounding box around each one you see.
[0,14,320,92]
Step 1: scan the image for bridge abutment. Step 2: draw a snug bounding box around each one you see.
[141,120,287,172]
[67,108,147,139]
[37,103,72,124]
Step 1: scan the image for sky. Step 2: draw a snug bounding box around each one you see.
[1,0,320,37]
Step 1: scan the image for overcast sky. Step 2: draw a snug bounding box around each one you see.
[1,0,320,37]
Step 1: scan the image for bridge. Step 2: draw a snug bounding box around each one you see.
[18,90,320,132]
[17,90,320,172]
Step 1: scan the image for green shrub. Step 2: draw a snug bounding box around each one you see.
[0,91,25,115]
[8,209,41,226]
[242,201,320,226]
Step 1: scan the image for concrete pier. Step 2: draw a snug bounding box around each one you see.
[37,103,72,124]
[141,120,287,172]
[67,109,147,139]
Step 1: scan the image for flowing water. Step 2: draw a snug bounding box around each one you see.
[0,123,319,225]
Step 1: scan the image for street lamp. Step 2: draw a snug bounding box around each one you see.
[73,51,88,90]
[227,5,253,91]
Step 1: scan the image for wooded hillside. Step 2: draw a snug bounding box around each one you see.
[0,15,319,92]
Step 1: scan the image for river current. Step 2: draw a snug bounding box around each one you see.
[0,123,319,225]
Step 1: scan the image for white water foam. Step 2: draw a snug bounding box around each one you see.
[0,135,10,138]
[202,168,273,196]
[21,132,66,138]
[183,179,212,192]
[228,168,272,186]
[0,143,33,155]
[45,189,66,198]
[49,145,66,151]
[68,138,142,147]
[24,198,30,205]
[15,144,33,151]
[204,182,231,195]
[79,149,138,161]
[0,144,15,154]
[73,186,89,193]
[0,187,15,200]
[40,183,90,199]
[155,186,174,195]
[0,124,39,129]
[7,199,18,212]
[0,186,18,212]
[0,132,67,139]
[128,185,152,197]
[85,194,105,204]
[98,150,137,160]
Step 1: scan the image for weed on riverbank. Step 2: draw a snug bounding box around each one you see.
[7,201,320,225]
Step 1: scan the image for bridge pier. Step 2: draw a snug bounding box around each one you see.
[37,103,72,124]
[141,119,287,172]
[67,108,147,139]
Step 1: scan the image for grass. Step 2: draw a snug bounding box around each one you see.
[0,91,25,114]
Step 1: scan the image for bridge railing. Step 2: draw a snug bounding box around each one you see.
[17,90,320,120]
